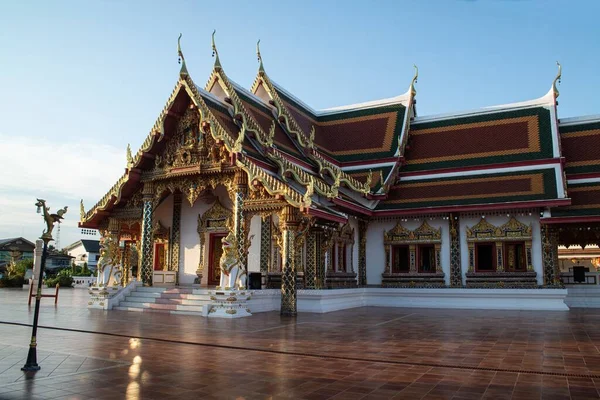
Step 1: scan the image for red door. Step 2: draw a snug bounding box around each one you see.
[154,243,165,271]
[208,233,227,286]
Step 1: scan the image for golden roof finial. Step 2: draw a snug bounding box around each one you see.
[256,39,264,73]
[303,176,314,208]
[80,199,85,222]
[266,120,275,147]
[552,61,562,99]
[177,33,188,77]
[410,64,418,97]
[308,125,316,149]
[211,29,221,70]
[363,169,373,194]
[126,144,133,167]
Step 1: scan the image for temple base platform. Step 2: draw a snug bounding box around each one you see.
[207,289,252,318]
[112,286,569,313]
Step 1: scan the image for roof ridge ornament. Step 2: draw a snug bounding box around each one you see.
[552,61,562,99]
[211,29,222,70]
[177,33,188,77]
[256,39,264,74]
[80,199,85,222]
[410,64,418,97]
[126,144,133,168]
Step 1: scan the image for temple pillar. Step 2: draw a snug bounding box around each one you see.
[140,183,154,286]
[234,171,248,288]
[120,241,129,286]
[260,215,271,288]
[541,225,560,286]
[315,230,325,288]
[171,192,182,285]
[449,213,462,287]
[305,230,317,289]
[358,220,368,286]
[280,205,298,316]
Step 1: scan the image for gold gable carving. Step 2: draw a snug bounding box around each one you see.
[198,199,232,233]
[466,217,532,241]
[152,220,170,240]
[384,220,441,244]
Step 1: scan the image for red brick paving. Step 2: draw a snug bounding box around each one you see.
[0,289,598,399]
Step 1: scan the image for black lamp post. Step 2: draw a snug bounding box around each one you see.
[22,199,67,372]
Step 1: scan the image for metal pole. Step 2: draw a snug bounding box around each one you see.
[21,240,48,371]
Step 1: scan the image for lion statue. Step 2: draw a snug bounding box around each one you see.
[218,231,246,290]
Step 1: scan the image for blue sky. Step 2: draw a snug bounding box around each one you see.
[1,0,599,246]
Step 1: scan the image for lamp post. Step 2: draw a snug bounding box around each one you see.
[22,199,67,372]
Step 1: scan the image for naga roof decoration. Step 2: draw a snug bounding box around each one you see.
[79,38,596,227]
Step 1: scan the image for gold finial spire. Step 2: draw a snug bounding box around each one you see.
[126,144,133,167]
[552,61,562,99]
[266,120,275,147]
[308,125,316,149]
[80,199,85,221]
[303,176,314,208]
[211,29,221,70]
[363,169,373,194]
[177,33,188,77]
[410,64,418,96]
[256,39,264,73]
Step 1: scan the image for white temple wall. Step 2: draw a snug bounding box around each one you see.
[153,194,173,230]
[178,186,233,285]
[247,215,262,273]
[366,218,451,286]
[459,213,542,285]
[365,220,395,285]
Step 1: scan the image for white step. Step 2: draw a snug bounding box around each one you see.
[128,291,162,298]
[114,306,205,316]
[118,301,205,312]
[123,297,158,304]
[135,287,168,293]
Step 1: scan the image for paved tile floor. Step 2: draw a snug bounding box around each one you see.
[0,288,599,399]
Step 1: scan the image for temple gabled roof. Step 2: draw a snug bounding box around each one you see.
[80,41,597,223]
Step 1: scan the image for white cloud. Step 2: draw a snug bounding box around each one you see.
[0,134,124,246]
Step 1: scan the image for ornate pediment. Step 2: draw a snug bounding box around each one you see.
[384,220,441,244]
[152,220,170,240]
[338,223,354,242]
[466,217,532,241]
[498,217,532,239]
[198,199,232,234]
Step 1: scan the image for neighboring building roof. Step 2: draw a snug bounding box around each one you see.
[65,240,100,253]
[0,237,36,252]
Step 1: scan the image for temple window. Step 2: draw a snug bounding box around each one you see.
[392,245,410,273]
[466,217,533,273]
[328,223,355,274]
[475,243,496,272]
[418,245,436,273]
[505,242,526,272]
[384,221,442,275]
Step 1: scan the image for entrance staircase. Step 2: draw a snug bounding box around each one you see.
[114,286,212,316]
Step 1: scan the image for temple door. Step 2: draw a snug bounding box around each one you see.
[153,243,166,271]
[208,233,226,286]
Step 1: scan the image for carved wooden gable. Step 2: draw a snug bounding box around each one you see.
[384,220,441,244]
[466,217,532,241]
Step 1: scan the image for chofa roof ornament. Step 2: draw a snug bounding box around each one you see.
[177,33,188,77]
[211,29,221,70]
[256,39,264,74]
[410,64,418,97]
[552,61,562,99]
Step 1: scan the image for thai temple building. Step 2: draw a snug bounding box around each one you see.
[80,34,600,315]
